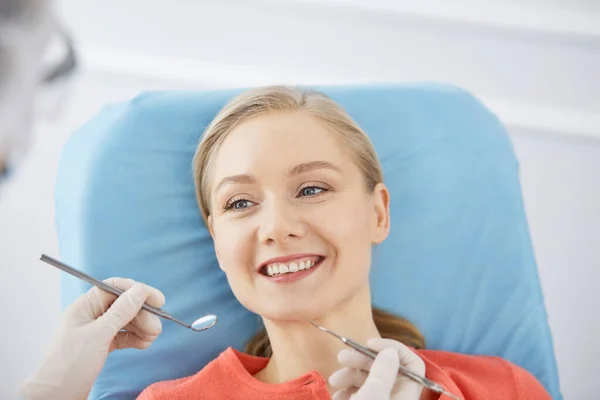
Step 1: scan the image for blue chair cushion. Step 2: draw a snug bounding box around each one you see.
[54,83,561,399]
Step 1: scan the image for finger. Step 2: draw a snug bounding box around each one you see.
[87,278,166,319]
[96,282,161,336]
[84,278,136,319]
[111,330,153,351]
[329,367,368,389]
[331,387,358,400]
[367,338,425,374]
[337,348,374,371]
[63,277,134,323]
[367,338,426,399]
[354,347,399,397]
[122,311,162,341]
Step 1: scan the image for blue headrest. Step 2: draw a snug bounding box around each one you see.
[55,83,561,399]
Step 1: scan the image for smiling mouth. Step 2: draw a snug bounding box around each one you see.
[259,256,325,277]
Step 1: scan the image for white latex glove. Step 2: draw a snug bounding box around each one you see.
[18,278,165,400]
[329,338,426,400]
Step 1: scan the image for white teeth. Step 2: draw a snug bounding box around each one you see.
[264,257,320,277]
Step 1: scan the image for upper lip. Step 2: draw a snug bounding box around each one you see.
[257,254,323,273]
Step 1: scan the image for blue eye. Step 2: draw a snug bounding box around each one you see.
[299,186,326,197]
[225,199,254,211]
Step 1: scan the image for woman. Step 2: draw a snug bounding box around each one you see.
[138,86,550,400]
[19,86,551,400]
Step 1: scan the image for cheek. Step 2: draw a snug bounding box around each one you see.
[322,197,372,238]
[212,222,253,273]
[211,221,264,315]
[316,198,374,260]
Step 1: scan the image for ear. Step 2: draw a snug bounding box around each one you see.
[207,214,215,238]
[207,215,225,271]
[371,182,390,244]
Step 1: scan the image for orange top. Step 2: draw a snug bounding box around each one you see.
[136,347,551,400]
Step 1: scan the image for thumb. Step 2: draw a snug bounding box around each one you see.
[367,338,425,374]
[355,347,399,398]
[95,283,149,336]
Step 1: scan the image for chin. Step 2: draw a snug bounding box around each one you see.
[255,303,321,323]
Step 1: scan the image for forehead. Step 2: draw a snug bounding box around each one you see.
[211,111,351,178]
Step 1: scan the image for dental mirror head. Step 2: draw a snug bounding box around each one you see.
[190,315,218,331]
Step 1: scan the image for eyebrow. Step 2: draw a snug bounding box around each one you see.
[214,174,256,194]
[289,160,343,176]
[214,160,342,194]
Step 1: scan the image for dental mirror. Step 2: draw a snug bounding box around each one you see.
[39,254,218,333]
[191,315,218,331]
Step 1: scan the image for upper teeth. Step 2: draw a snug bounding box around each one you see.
[266,258,318,276]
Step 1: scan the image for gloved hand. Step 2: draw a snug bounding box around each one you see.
[18,278,165,400]
[329,338,426,400]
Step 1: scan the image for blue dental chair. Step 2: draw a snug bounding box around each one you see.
[54,83,562,399]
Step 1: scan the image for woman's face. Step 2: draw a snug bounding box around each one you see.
[207,111,390,321]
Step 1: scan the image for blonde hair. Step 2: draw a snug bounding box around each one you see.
[192,85,426,355]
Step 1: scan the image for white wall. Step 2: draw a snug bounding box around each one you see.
[1,0,598,398]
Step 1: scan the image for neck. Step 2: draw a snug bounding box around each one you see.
[254,285,380,391]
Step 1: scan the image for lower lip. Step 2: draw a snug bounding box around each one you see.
[261,258,324,284]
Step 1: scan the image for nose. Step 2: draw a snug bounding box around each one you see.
[258,199,306,245]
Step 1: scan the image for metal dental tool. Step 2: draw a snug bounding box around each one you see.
[40,254,217,332]
[310,321,462,400]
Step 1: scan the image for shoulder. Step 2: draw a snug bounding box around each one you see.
[136,348,234,400]
[415,349,551,400]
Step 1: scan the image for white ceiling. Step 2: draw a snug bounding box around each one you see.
[53,0,600,140]
[56,0,599,62]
